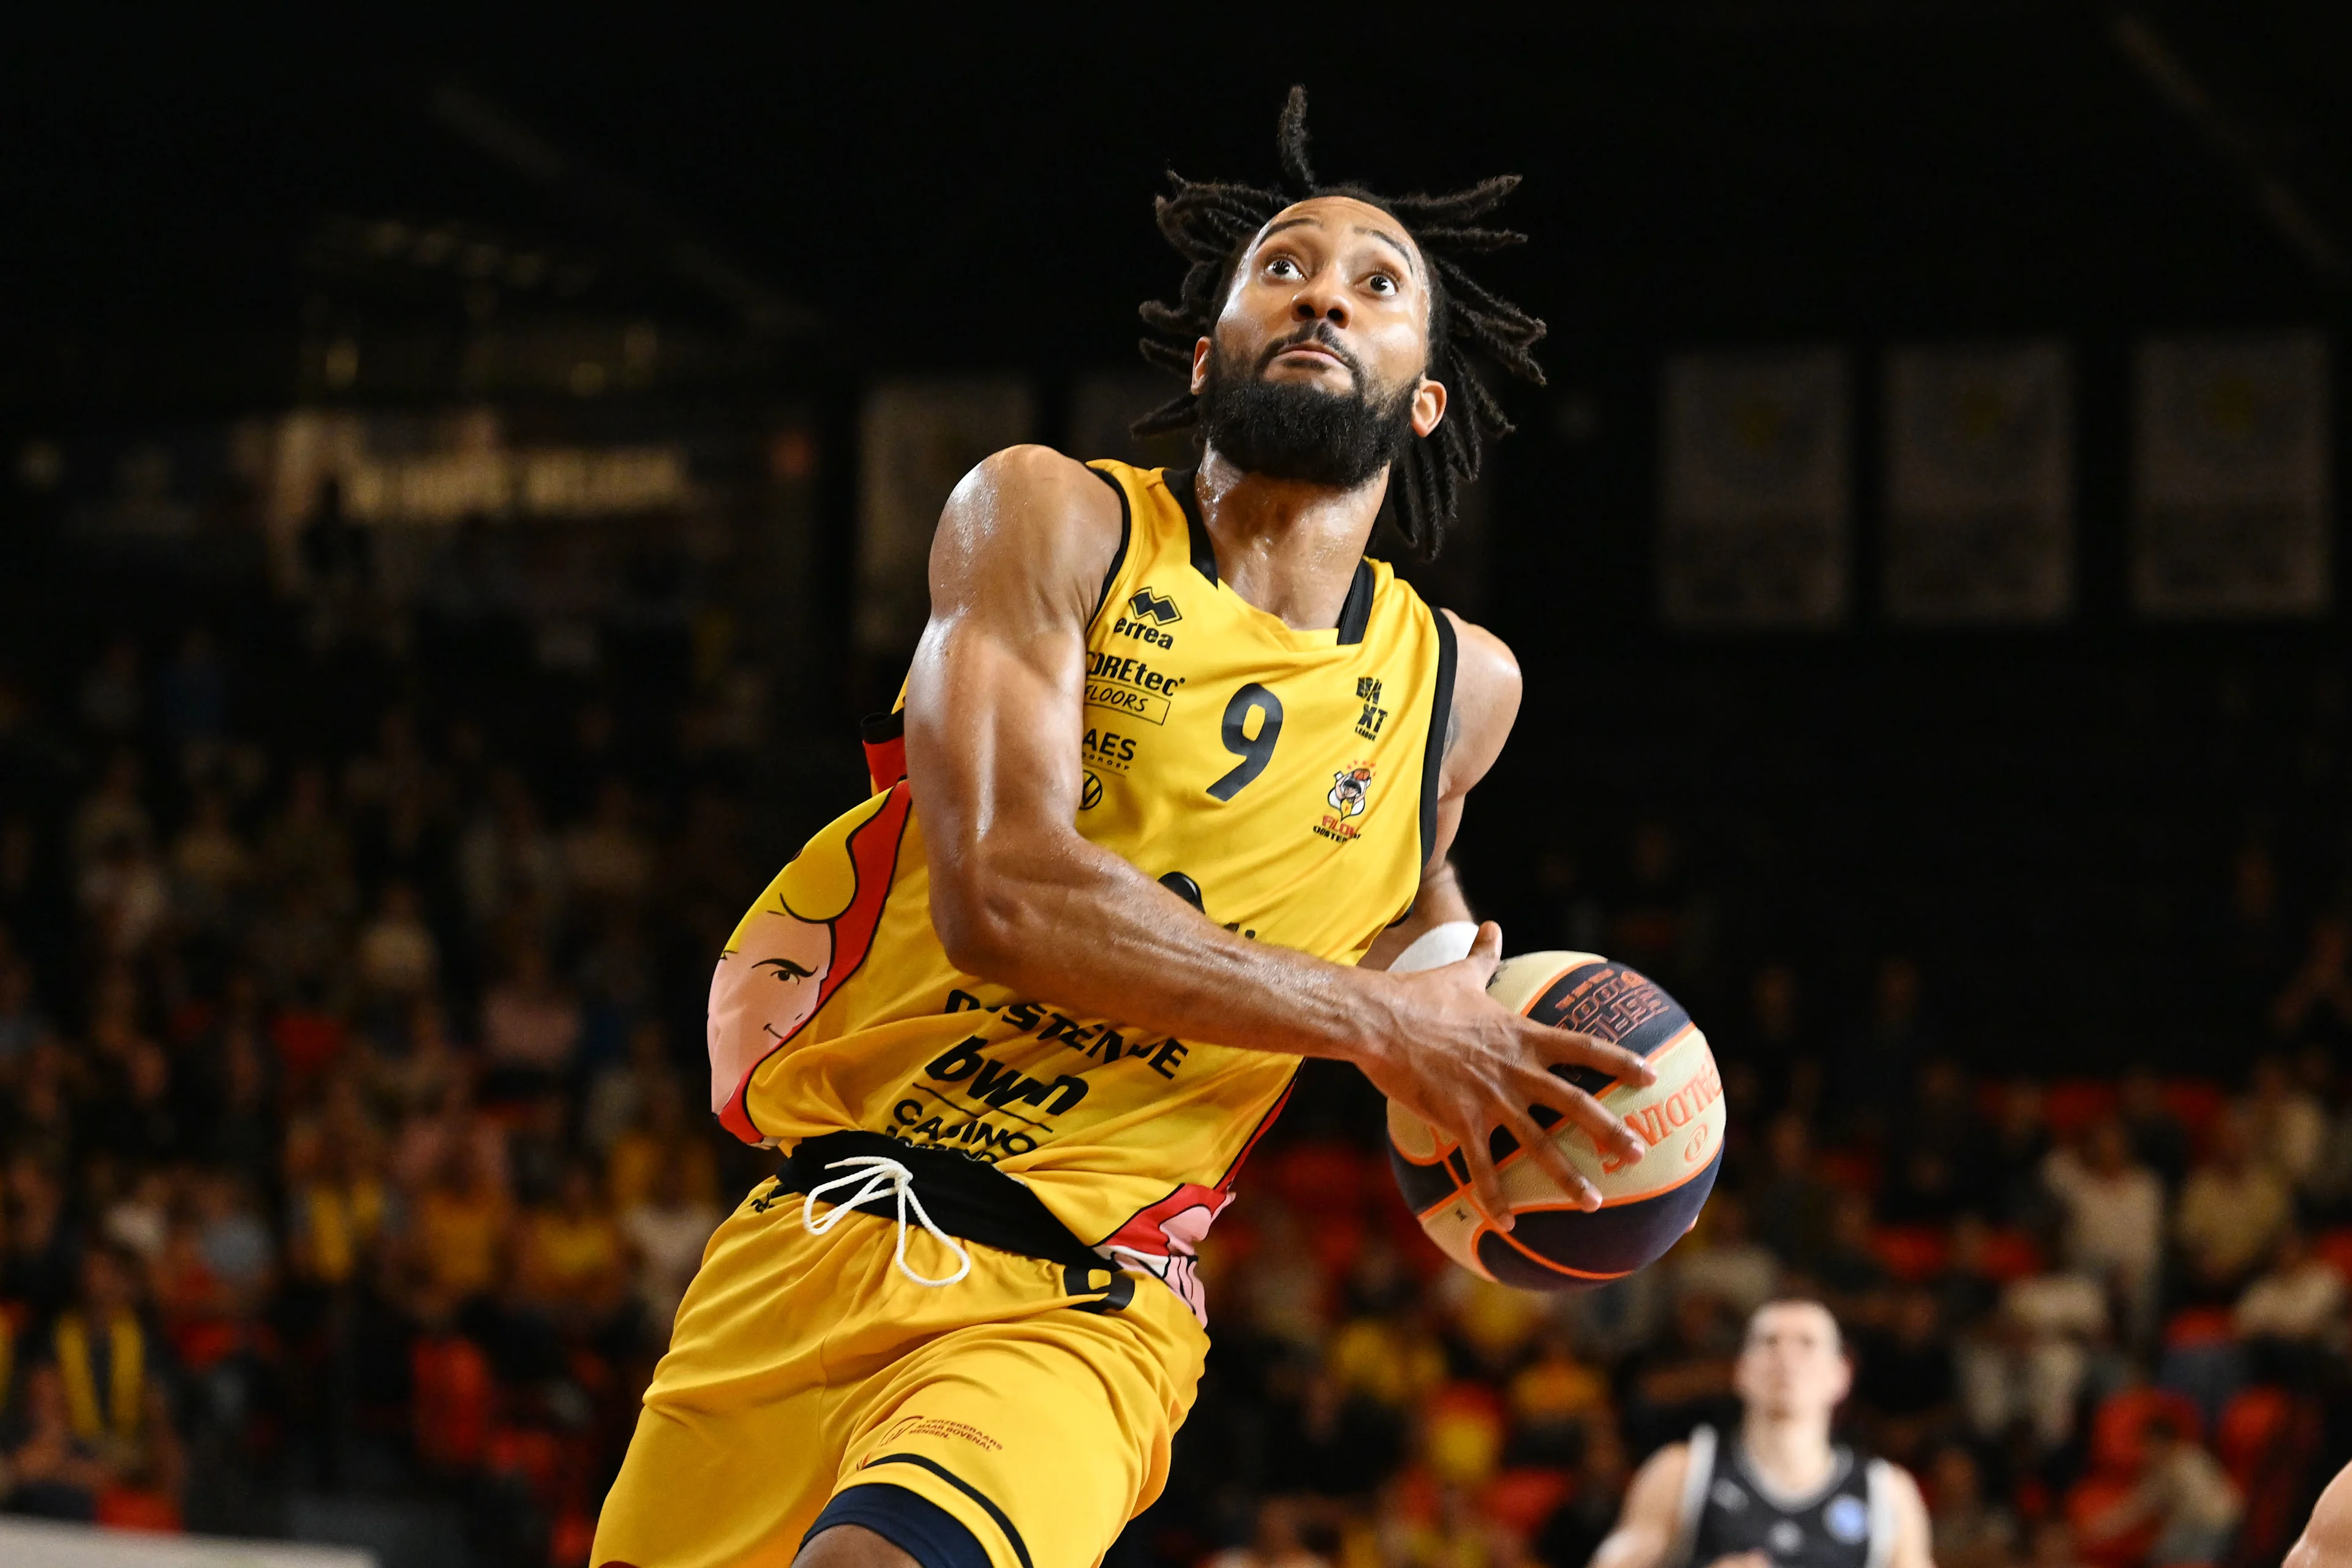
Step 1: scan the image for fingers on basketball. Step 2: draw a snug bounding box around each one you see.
[1457,1123,1516,1231]
[1517,1064,1646,1169]
[1531,1021,1653,1085]
[1502,1104,1602,1210]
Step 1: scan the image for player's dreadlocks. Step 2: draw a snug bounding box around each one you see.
[1136,86,1546,558]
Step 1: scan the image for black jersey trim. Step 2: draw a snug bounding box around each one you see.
[806,1482,992,1568]
[1730,1435,1854,1511]
[1170,466,1381,639]
[1083,463,1134,629]
[1417,608,1459,874]
[1169,467,1218,583]
[1335,560,1375,645]
[860,1455,1034,1568]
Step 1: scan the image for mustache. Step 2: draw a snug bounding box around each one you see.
[1254,322,1366,387]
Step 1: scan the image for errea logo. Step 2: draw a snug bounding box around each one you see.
[1128,587,1182,624]
[1111,587,1181,649]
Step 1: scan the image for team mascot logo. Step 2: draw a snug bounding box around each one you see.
[707,783,911,1144]
[1328,765,1373,818]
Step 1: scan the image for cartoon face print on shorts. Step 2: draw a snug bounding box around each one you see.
[707,907,835,1114]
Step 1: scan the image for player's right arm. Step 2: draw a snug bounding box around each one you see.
[905,445,1653,1218]
[1589,1444,1691,1568]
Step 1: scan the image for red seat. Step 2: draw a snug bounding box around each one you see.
[488,1424,564,1501]
[2067,1472,2157,1568]
[412,1335,493,1468]
[96,1488,183,1533]
[2046,1080,2119,1139]
[1872,1225,1951,1283]
[1272,1141,1368,1216]
[2090,1387,2203,1475]
[270,1010,347,1086]
[2162,1080,2226,1152]
[2218,1387,2294,1491]
[2314,1228,2352,1284]
[1815,1149,1879,1191]
[2162,1306,2236,1349]
[550,1509,598,1568]
[1481,1466,1575,1535]
[1978,1227,2044,1283]
[1310,1213,1368,1278]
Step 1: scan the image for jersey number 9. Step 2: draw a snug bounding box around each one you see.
[1208,684,1284,802]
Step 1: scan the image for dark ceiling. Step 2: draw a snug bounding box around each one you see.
[6,1,2352,413]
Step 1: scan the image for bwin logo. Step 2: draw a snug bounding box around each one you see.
[1128,587,1182,625]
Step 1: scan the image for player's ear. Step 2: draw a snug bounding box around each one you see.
[1411,377,1447,439]
[1190,339,1213,396]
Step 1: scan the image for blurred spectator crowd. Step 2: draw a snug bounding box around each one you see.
[0,496,793,1562]
[2,494,2352,1568]
[1142,970,2352,1568]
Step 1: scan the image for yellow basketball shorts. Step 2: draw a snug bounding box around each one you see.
[590,1178,1210,1568]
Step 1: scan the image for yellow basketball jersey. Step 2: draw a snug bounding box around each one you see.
[706,460,1457,1317]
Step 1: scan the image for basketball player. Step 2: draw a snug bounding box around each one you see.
[1589,1300,1934,1568]
[590,90,1659,1568]
[2286,1461,2352,1568]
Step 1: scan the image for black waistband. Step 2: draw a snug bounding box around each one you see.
[774,1129,1106,1273]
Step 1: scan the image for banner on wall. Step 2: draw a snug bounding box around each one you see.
[1659,349,1850,630]
[858,377,1035,653]
[1884,341,2073,624]
[2133,331,2331,619]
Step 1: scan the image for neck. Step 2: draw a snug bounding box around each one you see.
[1194,448,1385,630]
[1739,1410,1836,1495]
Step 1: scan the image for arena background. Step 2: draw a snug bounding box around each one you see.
[6,7,2352,1566]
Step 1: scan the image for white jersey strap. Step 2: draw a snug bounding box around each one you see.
[1669,1425,1718,1568]
[1863,1458,1898,1568]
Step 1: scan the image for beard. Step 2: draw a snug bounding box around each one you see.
[1195,326,1419,489]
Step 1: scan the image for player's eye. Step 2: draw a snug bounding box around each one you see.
[1366,272,1398,296]
[1265,256,1301,281]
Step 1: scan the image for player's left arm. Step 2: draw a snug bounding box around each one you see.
[1885,1464,1937,1568]
[1361,609,1519,971]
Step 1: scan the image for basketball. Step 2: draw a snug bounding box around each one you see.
[1387,951,1724,1290]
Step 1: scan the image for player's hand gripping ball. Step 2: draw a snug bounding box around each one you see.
[1388,952,1723,1289]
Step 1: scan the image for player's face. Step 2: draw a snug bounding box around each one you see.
[1734,1303,1851,1420]
[707,911,833,1107]
[1188,197,1449,488]
[1206,198,1438,412]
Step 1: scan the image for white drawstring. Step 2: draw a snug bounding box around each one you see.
[801,1155,973,1287]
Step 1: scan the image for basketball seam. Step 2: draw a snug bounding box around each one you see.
[1480,1219,1635,1281]
[1488,1023,1709,1183]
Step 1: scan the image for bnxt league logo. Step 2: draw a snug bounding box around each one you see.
[1128,587,1182,625]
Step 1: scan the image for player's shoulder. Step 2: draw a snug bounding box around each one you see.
[949,443,1120,519]
[932,444,1125,597]
[1872,1456,1929,1513]
[1628,1438,1695,1499]
[1439,609,1520,696]
[1436,609,1521,786]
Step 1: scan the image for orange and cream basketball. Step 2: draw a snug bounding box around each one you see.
[1387,951,1724,1289]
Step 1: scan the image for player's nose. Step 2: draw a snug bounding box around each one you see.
[1291,274,1349,327]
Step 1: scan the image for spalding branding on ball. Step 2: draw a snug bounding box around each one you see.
[1386,951,1724,1291]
